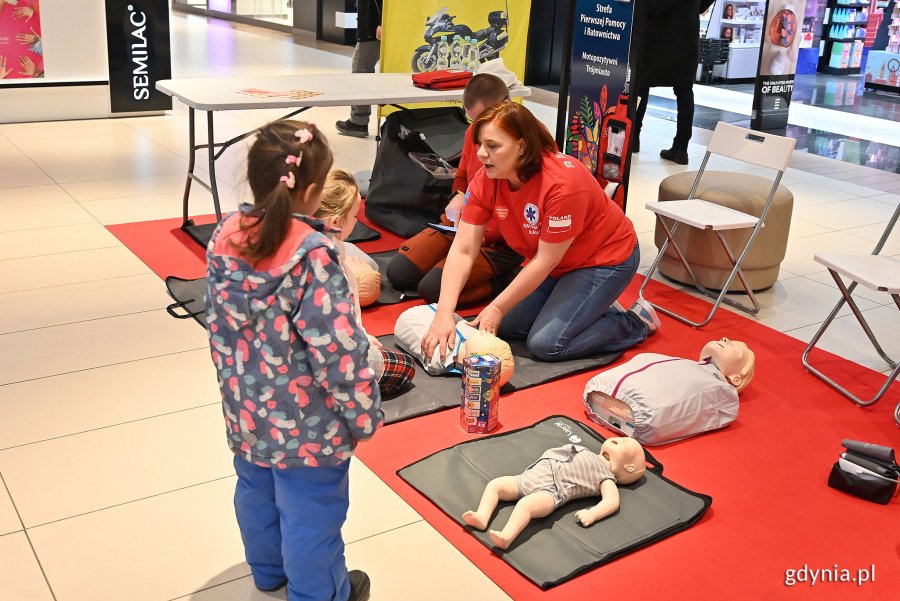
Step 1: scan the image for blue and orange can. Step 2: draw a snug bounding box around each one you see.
[460,354,501,433]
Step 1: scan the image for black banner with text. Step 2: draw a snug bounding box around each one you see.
[105,0,172,113]
[560,0,643,210]
[751,0,807,130]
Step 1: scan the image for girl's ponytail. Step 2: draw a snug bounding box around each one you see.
[239,120,334,263]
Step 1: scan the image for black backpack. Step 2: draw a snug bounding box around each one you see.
[365,106,469,237]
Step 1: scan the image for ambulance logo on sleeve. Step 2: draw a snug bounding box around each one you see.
[547,214,572,234]
[524,204,539,226]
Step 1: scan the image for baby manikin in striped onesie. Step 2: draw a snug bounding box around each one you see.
[516,444,616,508]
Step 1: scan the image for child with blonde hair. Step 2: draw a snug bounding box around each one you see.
[316,168,416,396]
[205,121,378,601]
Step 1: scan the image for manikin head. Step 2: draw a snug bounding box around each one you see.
[599,437,646,485]
[343,255,381,307]
[458,330,515,388]
[700,338,756,392]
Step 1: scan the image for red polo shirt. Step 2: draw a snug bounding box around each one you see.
[461,151,636,278]
[452,125,501,245]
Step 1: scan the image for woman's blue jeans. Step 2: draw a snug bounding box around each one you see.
[498,244,647,361]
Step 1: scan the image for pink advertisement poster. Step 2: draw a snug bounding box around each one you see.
[0,0,44,80]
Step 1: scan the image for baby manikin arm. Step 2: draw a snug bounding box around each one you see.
[395,304,477,375]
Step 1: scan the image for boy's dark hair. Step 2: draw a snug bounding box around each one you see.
[240,120,334,263]
[462,73,510,110]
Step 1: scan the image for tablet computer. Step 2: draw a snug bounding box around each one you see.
[426,223,457,234]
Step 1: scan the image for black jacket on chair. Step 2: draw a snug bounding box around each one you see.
[637,0,716,88]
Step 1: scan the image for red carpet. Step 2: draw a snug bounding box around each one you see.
[107,201,406,280]
[356,281,899,601]
[111,215,899,600]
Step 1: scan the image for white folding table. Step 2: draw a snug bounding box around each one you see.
[156,73,530,246]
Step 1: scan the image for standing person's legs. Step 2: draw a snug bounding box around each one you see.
[232,456,288,591]
[526,245,648,361]
[337,40,381,137]
[276,460,353,601]
[672,82,695,151]
[350,40,382,126]
[633,85,650,152]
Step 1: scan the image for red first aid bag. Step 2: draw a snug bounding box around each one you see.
[412,70,474,90]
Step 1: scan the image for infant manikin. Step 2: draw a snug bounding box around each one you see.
[394,304,515,386]
[583,338,755,445]
[462,437,646,550]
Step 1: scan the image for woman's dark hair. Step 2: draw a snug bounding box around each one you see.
[240,120,333,263]
[472,102,558,183]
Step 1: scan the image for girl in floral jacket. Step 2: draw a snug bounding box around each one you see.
[205,120,380,601]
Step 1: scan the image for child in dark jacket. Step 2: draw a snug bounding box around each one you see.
[205,120,380,601]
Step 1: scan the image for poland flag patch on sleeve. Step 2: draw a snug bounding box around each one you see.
[547,215,572,233]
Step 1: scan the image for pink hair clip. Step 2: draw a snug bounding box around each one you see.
[295,129,313,144]
[280,172,296,190]
[285,153,302,166]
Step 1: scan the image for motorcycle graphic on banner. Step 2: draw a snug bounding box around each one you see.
[411,7,509,73]
[382,0,530,87]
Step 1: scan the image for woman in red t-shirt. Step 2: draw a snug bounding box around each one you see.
[421,103,660,363]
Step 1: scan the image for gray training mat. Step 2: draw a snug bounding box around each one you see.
[165,276,207,327]
[369,251,416,305]
[378,335,621,424]
[345,220,381,243]
[398,416,712,589]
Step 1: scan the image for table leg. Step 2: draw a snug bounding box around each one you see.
[181,107,197,225]
[180,106,314,248]
[207,111,223,222]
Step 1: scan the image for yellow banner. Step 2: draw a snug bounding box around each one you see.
[380,0,531,111]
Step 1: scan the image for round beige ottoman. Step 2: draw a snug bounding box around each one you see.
[654,171,793,292]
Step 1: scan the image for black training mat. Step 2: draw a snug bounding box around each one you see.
[165,276,207,328]
[378,335,620,424]
[369,251,417,305]
[398,416,712,589]
[163,252,410,328]
[346,220,381,243]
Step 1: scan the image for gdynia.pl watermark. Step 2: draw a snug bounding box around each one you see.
[785,564,876,586]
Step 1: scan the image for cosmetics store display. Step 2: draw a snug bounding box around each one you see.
[818,0,870,74]
[706,1,768,80]
[863,0,900,92]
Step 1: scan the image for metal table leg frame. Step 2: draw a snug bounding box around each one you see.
[179,106,314,243]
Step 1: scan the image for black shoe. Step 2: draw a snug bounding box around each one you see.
[632,137,640,153]
[335,119,369,138]
[660,147,688,165]
[348,570,371,601]
[255,579,287,592]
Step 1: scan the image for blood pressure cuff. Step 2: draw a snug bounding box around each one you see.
[827,440,899,505]
[398,416,712,589]
[378,335,620,424]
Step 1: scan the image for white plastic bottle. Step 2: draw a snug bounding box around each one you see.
[436,39,450,70]
[468,37,480,73]
[449,35,462,70]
